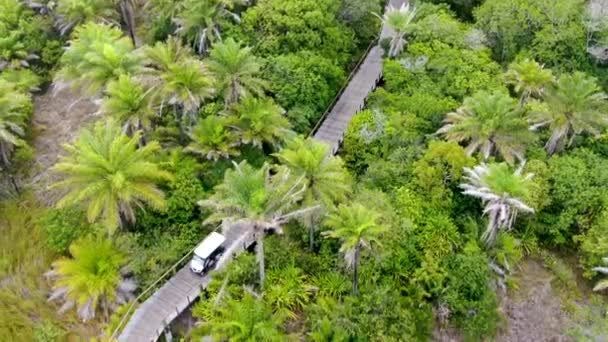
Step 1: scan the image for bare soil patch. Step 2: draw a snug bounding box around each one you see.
[496,258,574,342]
[28,88,97,204]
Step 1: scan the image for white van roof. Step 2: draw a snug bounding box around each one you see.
[193,232,226,260]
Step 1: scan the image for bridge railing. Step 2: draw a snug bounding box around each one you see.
[308,35,380,137]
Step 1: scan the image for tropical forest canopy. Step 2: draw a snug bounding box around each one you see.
[1,0,608,341]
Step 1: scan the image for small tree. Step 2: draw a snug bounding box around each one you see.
[173,0,244,55]
[54,22,142,97]
[375,3,417,58]
[208,38,267,106]
[504,59,554,106]
[98,74,155,136]
[274,137,351,250]
[200,161,316,289]
[528,72,608,155]
[193,293,286,341]
[186,115,240,161]
[592,257,608,292]
[45,236,136,322]
[437,90,533,165]
[323,203,387,295]
[231,96,292,149]
[52,119,172,234]
[460,163,535,245]
[0,81,30,168]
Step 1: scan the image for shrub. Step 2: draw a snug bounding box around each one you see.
[39,207,97,254]
[441,243,500,341]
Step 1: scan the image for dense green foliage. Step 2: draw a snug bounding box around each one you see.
[2,0,608,340]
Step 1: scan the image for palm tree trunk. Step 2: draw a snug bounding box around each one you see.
[255,232,265,290]
[353,244,360,296]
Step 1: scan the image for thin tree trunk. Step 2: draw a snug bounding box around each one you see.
[256,233,265,290]
[120,0,137,47]
[519,91,529,107]
[353,244,360,296]
[9,175,20,194]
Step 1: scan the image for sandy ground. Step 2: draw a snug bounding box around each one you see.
[28,88,97,204]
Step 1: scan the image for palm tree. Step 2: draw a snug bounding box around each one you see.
[194,293,286,341]
[0,81,30,168]
[54,0,139,45]
[54,0,118,35]
[98,74,155,136]
[274,137,351,250]
[143,36,192,73]
[157,57,215,122]
[460,163,534,246]
[375,3,417,58]
[322,203,387,296]
[208,38,267,106]
[45,236,136,322]
[54,22,142,96]
[185,115,240,161]
[199,161,315,289]
[173,0,244,55]
[52,119,172,234]
[437,90,533,165]
[231,96,292,149]
[504,59,554,106]
[528,72,608,155]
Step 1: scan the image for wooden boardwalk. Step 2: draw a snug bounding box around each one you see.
[117,223,254,342]
[314,0,405,154]
[116,1,404,341]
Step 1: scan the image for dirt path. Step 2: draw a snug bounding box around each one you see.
[28,88,97,204]
[496,259,574,342]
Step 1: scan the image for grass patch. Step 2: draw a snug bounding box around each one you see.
[0,194,94,341]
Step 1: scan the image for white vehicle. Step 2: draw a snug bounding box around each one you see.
[189,232,226,274]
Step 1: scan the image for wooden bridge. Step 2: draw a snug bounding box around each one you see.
[116,223,254,341]
[115,0,404,340]
[312,0,404,154]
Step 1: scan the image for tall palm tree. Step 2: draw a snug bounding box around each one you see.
[231,96,292,149]
[54,22,142,96]
[437,90,533,165]
[375,3,417,58]
[504,59,554,106]
[0,81,30,168]
[274,137,351,250]
[45,236,136,322]
[460,163,534,246]
[54,0,139,45]
[194,293,286,341]
[157,57,215,121]
[143,36,192,73]
[528,72,608,155]
[52,119,172,234]
[199,161,315,289]
[54,0,118,35]
[185,115,240,161]
[322,203,387,296]
[173,0,244,55]
[208,38,267,106]
[98,74,155,136]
